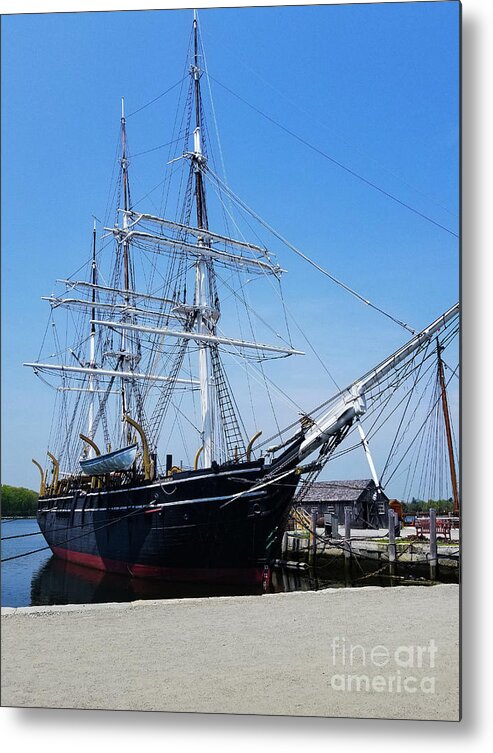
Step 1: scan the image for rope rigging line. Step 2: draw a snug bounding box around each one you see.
[130,135,186,159]
[251,314,457,465]
[206,179,342,392]
[2,529,45,541]
[382,363,459,488]
[1,505,152,564]
[208,75,458,240]
[160,59,192,218]
[203,165,419,335]
[200,25,457,226]
[229,268,260,431]
[365,352,437,446]
[1,509,125,542]
[355,335,457,492]
[378,343,432,479]
[125,77,188,118]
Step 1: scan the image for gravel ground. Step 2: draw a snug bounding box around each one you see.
[1,584,459,720]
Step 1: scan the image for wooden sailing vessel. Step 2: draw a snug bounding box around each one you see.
[26,14,459,584]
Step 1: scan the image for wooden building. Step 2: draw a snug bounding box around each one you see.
[299,479,389,529]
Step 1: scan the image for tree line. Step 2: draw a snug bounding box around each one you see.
[1,485,38,517]
[402,498,455,514]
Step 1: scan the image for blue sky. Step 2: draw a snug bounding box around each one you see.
[1,2,459,494]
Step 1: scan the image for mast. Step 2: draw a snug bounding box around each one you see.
[192,11,214,467]
[120,97,133,442]
[436,340,460,515]
[87,218,97,454]
[121,97,131,294]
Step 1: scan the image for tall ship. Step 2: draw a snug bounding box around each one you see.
[26,14,459,585]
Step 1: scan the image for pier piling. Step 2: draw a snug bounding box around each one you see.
[388,510,397,563]
[309,508,318,566]
[429,508,438,580]
[388,509,397,576]
[344,508,351,561]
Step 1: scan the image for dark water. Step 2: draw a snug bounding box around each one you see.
[1,519,458,608]
[2,518,53,607]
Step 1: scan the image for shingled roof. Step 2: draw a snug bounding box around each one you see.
[301,480,375,503]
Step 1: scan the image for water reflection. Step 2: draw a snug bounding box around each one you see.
[30,556,455,607]
[30,557,270,606]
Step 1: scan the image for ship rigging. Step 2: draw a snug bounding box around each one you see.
[23,13,459,583]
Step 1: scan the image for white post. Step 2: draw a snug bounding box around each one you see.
[194,126,201,155]
[281,530,288,556]
[429,508,438,579]
[357,421,381,489]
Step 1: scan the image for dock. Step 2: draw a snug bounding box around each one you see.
[285,522,460,571]
[1,584,459,720]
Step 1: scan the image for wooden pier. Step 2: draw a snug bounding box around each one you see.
[283,510,460,577]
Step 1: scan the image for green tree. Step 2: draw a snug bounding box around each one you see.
[1,485,38,517]
[402,498,455,515]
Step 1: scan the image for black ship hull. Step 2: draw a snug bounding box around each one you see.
[37,459,300,585]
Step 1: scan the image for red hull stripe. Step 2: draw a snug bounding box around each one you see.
[52,547,265,585]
